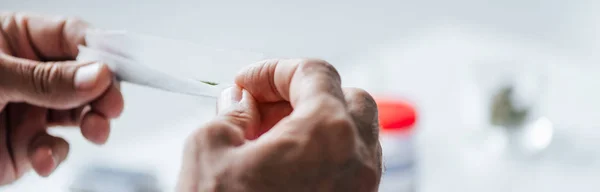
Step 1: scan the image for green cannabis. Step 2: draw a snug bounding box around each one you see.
[199,80,219,86]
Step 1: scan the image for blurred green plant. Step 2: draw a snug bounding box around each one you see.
[490,86,529,128]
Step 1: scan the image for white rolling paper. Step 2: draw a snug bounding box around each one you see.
[76,30,264,98]
[77,46,223,98]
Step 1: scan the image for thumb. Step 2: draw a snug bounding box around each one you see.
[0,56,112,109]
[216,86,260,139]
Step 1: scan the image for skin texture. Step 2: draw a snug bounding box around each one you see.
[0,13,124,185]
[0,13,381,190]
[178,59,382,192]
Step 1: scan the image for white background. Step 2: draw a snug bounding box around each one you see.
[2,0,600,191]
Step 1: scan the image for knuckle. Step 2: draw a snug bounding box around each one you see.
[312,94,346,112]
[187,120,243,149]
[314,113,358,158]
[323,115,355,134]
[30,63,61,97]
[344,87,380,146]
[7,62,48,96]
[221,106,254,130]
[297,58,341,81]
[290,98,358,160]
[345,88,377,108]
[299,58,332,69]
[193,121,226,142]
[186,123,213,146]
[324,115,356,143]
[235,59,280,101]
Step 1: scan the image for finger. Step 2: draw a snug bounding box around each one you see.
[80,112,110,145]
[235,59,349,137]
[46,105,90,127]
[235,59,345,107]
[90,81,124,119]
[216,86,243,113]
[178,120,245,192]
[0,13,88,60]
[0,55,113,109]
[343,88,383,175]
[217,86,260,139]
[46,109,73,126]
[7,103,47,178]
[28,132,69,177]
[343,88,380,146]
[187,121,246,153]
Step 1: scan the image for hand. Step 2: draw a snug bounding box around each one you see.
[178,59,382,192]
[0,13,123,184]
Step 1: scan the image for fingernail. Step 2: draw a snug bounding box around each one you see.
[217,86,243,112]
[240,89,252,103]
[74,63,103,90]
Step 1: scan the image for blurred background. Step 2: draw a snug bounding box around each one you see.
[2,0,600,191]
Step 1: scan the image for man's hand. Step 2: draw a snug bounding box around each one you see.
[0,13,123,184]
[178,59,382,192]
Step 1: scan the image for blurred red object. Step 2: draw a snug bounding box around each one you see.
[375,97,417,132]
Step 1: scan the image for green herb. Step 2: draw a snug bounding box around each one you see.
[199,80,219,86]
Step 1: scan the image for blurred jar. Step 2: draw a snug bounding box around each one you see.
[376,97,418,192]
